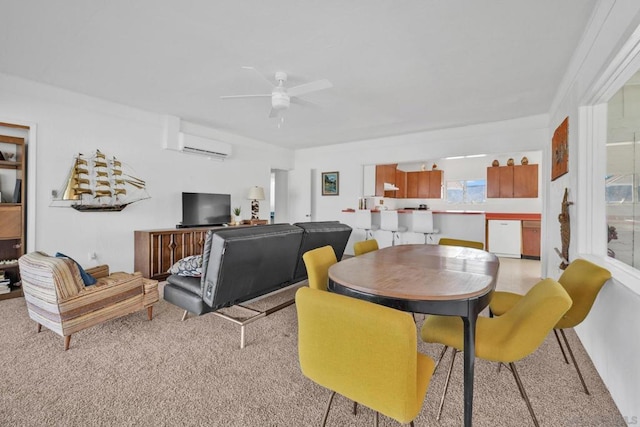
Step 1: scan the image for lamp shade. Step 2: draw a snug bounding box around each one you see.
[247,186,265,200]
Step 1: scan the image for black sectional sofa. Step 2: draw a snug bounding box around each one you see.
[163,221,352,347]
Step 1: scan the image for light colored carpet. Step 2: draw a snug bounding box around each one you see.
[0,270,625,426]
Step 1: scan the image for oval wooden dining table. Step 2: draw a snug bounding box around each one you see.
[328,244,500,427]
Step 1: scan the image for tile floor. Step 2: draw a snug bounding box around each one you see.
[494,257,542,294]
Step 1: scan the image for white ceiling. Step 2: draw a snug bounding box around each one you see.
[0,1,597,149]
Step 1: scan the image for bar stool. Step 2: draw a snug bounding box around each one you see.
[412,210,439,244]
[380,210,407,246]
[355,209,379,240]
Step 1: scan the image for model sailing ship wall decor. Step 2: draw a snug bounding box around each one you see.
[56,150,150,212]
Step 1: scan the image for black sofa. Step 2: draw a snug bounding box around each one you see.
[163,221,352,347]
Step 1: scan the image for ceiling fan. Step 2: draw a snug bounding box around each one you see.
[220,67,332,119]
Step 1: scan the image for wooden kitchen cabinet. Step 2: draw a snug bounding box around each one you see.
[406,172,419,198]
[429,170,443,199]
[513,164,538,198]
[406,170,442,199]
[521,220,541,259]
[395,169,407,198]
[375,164,398,196]
[487,164,537,198]
[417,171,431,198]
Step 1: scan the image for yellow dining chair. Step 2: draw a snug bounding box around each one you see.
[489,258,611,395]
[353,239,379,256]
[422,278,572,426]
[296,287,435,426]
[438,238,484,250]
[302,245,337,291]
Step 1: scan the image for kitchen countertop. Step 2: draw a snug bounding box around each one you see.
[343,209,500,215]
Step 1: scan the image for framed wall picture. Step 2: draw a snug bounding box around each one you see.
[321,171,339,196]
[552,117,569,181]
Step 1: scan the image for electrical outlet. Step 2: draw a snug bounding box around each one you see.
[88,252,97,261]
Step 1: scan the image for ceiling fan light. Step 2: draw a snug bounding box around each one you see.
[272,91,290,110]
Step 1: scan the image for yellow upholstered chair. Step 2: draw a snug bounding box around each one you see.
[438,238,484,250]
[296,287,435,426]
[489,258,611,394]
[18,251,159,351]
[302,245,337,291]
[422,278,572,426]
[353,239,379,256]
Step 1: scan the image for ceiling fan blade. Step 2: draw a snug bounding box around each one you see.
[268,108,280,118]
[220,94,271,99]
[241,66,275,88]
[288,79,332,97]
[290,97,319,108]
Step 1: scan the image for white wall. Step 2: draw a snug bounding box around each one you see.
[0,73,294,273]
[292,115,547,222]
[546,1,640,419]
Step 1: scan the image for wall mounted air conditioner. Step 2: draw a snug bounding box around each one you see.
[178,132,232,160]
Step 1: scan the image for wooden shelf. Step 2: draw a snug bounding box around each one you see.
[0,286,23,301]
[0,160,21,170]
[0,130,27,303]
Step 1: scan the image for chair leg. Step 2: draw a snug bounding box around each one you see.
[434,345,449,370]
[508,362,540,427]
[353,401,357,415]
[560,329,590,395]
[64,335,71,351]
[36,323,42,333]
[374,411,379,427]
[553,329,569,364]
[181,310,189,321]
[437,348,457,421]
[147,306,153,321]
[321,391,336,427]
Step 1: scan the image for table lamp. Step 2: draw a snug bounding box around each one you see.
[247,186,265,219]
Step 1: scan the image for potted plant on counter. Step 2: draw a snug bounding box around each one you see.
[233,207,242,225]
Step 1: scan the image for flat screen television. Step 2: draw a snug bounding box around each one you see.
[181,192,231,227]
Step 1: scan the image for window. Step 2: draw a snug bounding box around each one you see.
[605,174,633,204]
[606,76,640,266]
[446,179,486,204]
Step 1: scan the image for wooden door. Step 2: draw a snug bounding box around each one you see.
[513,165,538,198]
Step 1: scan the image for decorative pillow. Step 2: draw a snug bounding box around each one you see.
[169,255,203,277]
[55,252,97,286]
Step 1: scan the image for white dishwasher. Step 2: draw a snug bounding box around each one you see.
[488,220,522,258]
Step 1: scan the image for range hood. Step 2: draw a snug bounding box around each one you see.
[383,182,400,191]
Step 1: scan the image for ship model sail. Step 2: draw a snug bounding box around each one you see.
[59,150,149,212]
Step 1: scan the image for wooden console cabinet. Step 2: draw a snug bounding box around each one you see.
[134,225,258,281]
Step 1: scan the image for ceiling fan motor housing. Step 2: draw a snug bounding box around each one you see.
[272,86,290,110]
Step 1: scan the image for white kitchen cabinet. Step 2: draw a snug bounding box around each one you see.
[488,220,522,258]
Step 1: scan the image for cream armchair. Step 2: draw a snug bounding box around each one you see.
[18,251,159,350]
